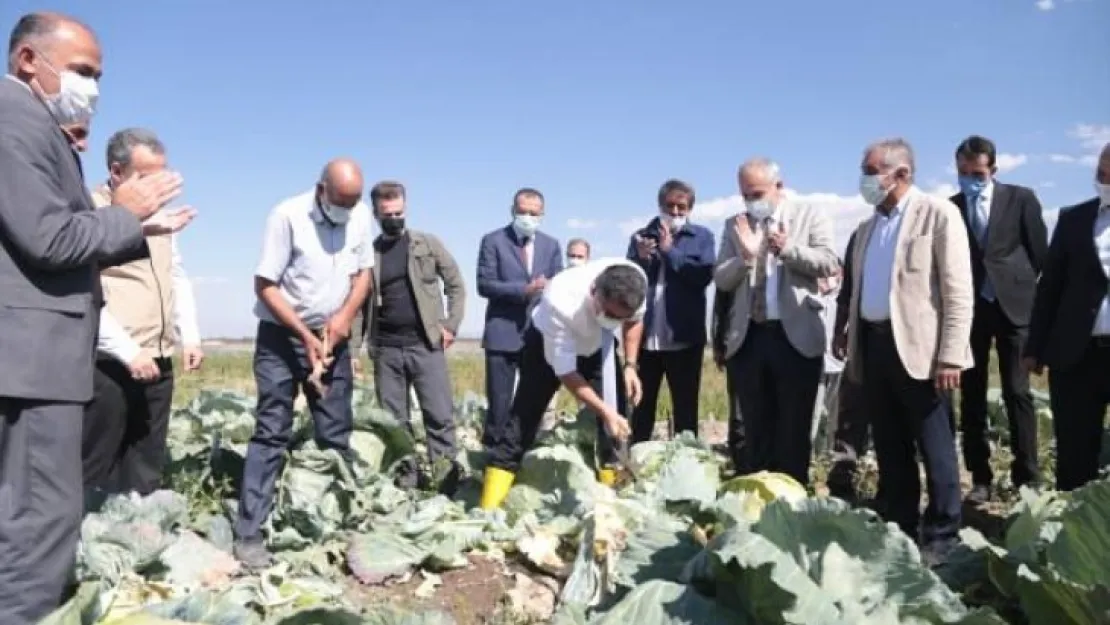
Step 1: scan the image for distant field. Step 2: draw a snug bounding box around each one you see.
[175,339,1045,423]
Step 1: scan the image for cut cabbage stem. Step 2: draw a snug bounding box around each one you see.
[306,328,335,396]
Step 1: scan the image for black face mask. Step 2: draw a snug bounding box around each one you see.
[379,216,405,237]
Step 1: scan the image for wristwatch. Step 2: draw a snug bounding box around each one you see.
[623,360,638,371]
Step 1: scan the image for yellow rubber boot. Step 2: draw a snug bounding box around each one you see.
[479,467,516,510]
[598,468,618,487]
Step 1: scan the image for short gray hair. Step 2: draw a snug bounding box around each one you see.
[567,238,591,254]
[864,137,916,178]
[738,157,782,183]
[105,128,165,170]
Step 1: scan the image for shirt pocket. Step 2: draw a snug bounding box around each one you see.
[337,247,360,276]
[904,235,933,273]
[412,249,439,284]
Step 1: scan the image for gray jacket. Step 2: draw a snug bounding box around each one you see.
[352,229,466,354]
[713,199,840,360]
[0,78,146,402]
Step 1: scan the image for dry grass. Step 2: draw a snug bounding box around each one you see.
[173,341,1046,421]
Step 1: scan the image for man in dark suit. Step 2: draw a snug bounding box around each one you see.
[1023,142,1110,492]
[0,13,188,623]
[949,135,1049,503]
[476,188,563,472]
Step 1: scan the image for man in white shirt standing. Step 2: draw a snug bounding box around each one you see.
[479,258,645,510]
[838,137,973,565]
[83,128,203,496]
[235,159,374,569]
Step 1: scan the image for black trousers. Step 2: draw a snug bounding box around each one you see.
[724,362,748,473]
[630,345,703,443]
[861,321,961,544]
[825,371,870,494]
[486,325,621,473]
[235,321,353,541]
[727,321,822,486]
[960,298,1039,487]
[483,350,520,454]
[1048,339,1110,492]
[82,357,175,495]
[0,399,84,625]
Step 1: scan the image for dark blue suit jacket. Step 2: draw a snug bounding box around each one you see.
[625,218,716,347]
[477,225,563,352]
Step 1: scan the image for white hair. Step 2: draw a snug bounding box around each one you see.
[738,157,782,183]
[863,137,916,179]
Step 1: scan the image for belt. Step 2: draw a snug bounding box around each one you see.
[860,319,893,333]
[1093,335,1110,348]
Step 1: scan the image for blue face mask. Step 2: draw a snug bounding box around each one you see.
[958,175,988,198]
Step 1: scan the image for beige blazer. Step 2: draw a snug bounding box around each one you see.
[713,199,840,360]
[845,188,975,382]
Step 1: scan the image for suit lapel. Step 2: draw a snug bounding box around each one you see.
[1074,201,1106,278]
[984,183,1009,247]
[852,217,876,312]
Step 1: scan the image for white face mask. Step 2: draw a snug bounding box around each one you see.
[744,199,775,221]
[36,54,99,126]
[660,212,687,230]
[320,202,350,225]
[1095,181,1110,206]
[567,257,586,267]
[512,214,541,237]
[859,173,893,206]
[596,314,623,332]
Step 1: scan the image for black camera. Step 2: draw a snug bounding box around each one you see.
[635,224,661,243]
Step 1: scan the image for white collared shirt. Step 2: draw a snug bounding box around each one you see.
[530,258,647,376]
[1093,202,1110,336]
[859,187,917,321]
[252,190,375,328]
[96,235,202,363]
[746,205,785,321]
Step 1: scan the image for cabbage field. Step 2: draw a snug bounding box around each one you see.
[38,361,1110,625]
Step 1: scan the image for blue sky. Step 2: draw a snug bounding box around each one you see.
[4,0,1108,339]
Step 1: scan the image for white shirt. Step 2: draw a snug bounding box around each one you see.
[95,235,202,363]
[745,206,785,321]
[859,187,916,321]
[530,258,647,376]
[252,190,375,328]
[1093,203,1110,336]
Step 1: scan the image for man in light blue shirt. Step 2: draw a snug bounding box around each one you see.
[842,137,973,567]
[234,158,374,569]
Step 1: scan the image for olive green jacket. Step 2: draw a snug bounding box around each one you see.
[352,229,466,355]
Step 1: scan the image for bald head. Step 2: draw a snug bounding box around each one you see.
[317,158,364,209]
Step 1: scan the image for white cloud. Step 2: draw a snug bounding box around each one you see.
[995,153,1029,173]
[565,217,600,230]
[619,184,960,255]
[1048,123,1109,166]
[1070,123,1110,151]
[1036,0,1085,10]
[191,276,231,286]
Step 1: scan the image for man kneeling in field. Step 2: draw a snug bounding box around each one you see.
[479,259,644,509]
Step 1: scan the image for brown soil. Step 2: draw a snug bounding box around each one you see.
[346,555,540,625]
